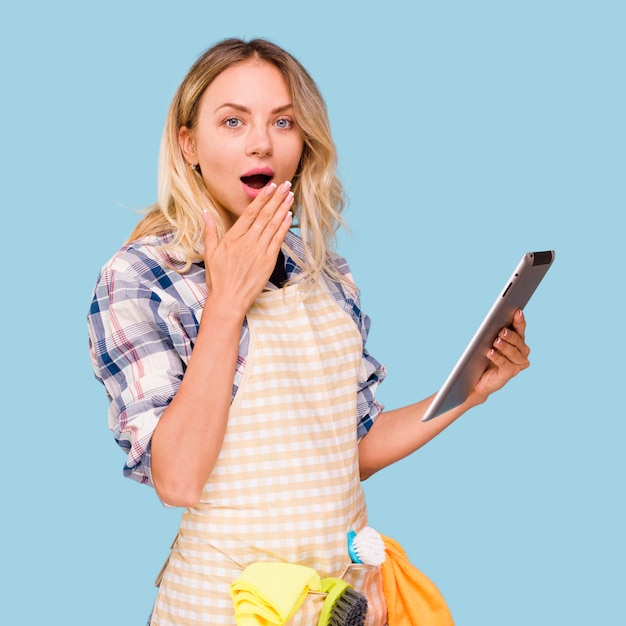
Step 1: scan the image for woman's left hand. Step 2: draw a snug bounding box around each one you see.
[472,309,531,402]
[359,309,532,479]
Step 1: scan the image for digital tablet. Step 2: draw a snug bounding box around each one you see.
[421,250,555,422]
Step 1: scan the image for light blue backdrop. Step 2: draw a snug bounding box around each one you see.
[2,1,623,624]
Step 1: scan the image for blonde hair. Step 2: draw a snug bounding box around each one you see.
[128,38,351,290]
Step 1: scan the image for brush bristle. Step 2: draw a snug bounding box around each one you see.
[327,587,368,626]
[351,526,386,566]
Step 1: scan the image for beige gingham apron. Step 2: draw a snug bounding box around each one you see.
[151,283,387,625]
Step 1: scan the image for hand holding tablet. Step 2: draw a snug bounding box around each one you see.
[422,250,555,422]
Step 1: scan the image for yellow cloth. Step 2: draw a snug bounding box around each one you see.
[381,535,455,626]
[230,562,322,625]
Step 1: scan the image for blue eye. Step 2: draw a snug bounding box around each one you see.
[225,117,241,128]
[275,118,292,129]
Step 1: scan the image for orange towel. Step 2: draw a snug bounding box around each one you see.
[381,535,454,626]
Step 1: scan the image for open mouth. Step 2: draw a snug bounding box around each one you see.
[240,174,273,189]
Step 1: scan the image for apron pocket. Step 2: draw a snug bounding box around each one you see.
[341,563,387,626]
[289,564,387,626]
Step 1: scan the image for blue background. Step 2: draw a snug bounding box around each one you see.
[2,1,624,624]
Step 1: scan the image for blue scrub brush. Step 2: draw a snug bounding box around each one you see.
[318,577,368,626]
[347,527,386,566]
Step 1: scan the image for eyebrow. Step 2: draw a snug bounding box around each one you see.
[214,103,294,115]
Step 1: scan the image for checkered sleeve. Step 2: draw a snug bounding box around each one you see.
[326,253,387,441]
[355,319,387,441]
[87,249,196,487]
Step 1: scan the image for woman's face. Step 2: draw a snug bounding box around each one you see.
[180,59,305,229]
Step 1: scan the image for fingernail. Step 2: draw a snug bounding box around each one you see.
[502,328,508,337]
[265,182,277,196]
[279,180,292,192]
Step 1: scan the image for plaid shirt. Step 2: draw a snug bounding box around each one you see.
[87,230,386,487]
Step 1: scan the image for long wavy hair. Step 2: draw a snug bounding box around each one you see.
[128,38,351,291]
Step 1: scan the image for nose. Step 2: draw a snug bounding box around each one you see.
[245,124,272,157]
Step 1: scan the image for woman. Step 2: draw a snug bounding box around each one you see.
[88,38,530,625]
